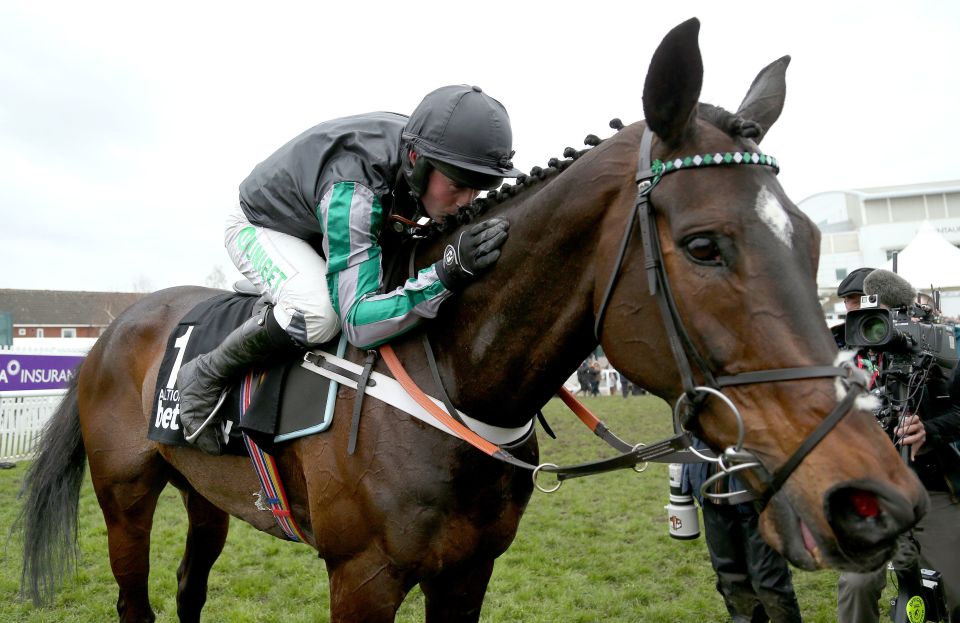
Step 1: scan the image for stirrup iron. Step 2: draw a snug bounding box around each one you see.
[183,390,229,443]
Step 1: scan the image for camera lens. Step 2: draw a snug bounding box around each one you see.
[861,316,888,344]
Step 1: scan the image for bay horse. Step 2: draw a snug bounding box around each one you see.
[19,18,926,623]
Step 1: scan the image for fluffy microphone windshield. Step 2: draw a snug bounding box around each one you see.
[863,269,916,309]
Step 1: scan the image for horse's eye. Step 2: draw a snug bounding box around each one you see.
[684,236,723,265]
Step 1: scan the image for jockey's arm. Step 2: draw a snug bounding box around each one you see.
[319,181,453,350]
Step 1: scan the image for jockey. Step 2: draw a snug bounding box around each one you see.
[177,85,522,454]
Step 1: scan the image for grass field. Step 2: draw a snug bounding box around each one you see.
[1,395,864,621]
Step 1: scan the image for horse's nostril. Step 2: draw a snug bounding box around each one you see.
[828,487,891,532]
[848,489,881,518]
[825,484,920,570]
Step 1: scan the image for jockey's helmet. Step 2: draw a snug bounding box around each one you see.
[401,85,522,197]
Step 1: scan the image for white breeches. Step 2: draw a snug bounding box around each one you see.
[224,204,340,346]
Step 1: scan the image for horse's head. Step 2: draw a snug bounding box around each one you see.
[598,18,927,572]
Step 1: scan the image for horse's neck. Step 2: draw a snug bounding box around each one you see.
[425,133,639,426]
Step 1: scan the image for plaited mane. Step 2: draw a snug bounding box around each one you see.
[435,118,630,234]
[435,106,759,234]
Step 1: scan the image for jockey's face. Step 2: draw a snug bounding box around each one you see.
[412,152,481,222]
[421,169,481,222]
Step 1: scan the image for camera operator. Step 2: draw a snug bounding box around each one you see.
[832,267,880,382]
[837,269,960,623]
[838,267,879,315]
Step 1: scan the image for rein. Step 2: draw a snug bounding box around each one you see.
[378,343,701,493]
[385,239,707,492]
[595,126,867,509]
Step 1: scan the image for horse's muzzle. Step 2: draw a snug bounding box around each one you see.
[824,481,929,571]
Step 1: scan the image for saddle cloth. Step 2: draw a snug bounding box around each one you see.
[148,292,338,455]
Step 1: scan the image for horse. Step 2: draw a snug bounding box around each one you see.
[18,18,927,623]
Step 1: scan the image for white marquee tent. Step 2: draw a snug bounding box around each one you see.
[882,221,960,316]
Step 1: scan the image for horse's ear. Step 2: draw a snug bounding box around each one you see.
[642,18,704,147]
[735,55,791,144]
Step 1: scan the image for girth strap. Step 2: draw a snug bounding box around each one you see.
[347,350,378,455]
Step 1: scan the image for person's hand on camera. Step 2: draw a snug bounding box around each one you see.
[435,218,510,291]
[895,413,926,460]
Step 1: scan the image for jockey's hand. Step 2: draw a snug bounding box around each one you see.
[435,218,510,290]
[895,413,926,461]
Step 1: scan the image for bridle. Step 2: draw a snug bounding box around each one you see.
[594,126,867,510]
[387,125,867,510]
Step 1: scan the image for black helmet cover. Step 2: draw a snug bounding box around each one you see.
[402,85,521,196]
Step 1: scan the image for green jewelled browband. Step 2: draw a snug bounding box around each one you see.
[655,151,778,174]
[641,151,779,193]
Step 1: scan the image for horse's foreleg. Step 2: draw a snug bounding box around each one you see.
[420,558,495,623]
[327,550,410,623]
[174,486,230,623]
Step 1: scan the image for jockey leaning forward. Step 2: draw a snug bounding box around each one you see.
[176,85,522,454]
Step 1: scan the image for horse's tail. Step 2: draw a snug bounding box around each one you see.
[14,372,86,606]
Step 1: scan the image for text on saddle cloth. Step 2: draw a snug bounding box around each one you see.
[149,293,264,453]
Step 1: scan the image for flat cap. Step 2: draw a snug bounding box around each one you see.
[837,267,876,297]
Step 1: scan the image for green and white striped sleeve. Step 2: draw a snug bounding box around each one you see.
[319,181,452,349]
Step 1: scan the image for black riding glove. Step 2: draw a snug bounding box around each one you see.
[434,218,510,291]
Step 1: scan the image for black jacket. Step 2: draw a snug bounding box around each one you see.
[901,361,960,500]
[239,112,411,240]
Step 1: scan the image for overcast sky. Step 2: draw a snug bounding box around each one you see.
[2,1,958,293]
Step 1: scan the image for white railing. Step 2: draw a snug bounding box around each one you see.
[1,338,95,354]
[0,390,64,462]
[0,345,88,462]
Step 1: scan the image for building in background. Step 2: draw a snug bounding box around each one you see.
[798,179,960,320]
[0,289,144,343]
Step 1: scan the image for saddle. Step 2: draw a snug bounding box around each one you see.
[148,291,340,455]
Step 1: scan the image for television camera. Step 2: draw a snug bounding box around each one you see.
[845,293,957,433]
[845,299,957,377]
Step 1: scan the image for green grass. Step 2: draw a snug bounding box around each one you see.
[1,395,866,621]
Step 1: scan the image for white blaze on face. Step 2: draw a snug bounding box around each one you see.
[755,184,793,248]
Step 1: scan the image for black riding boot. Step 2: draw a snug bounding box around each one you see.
[177,306,299,455]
